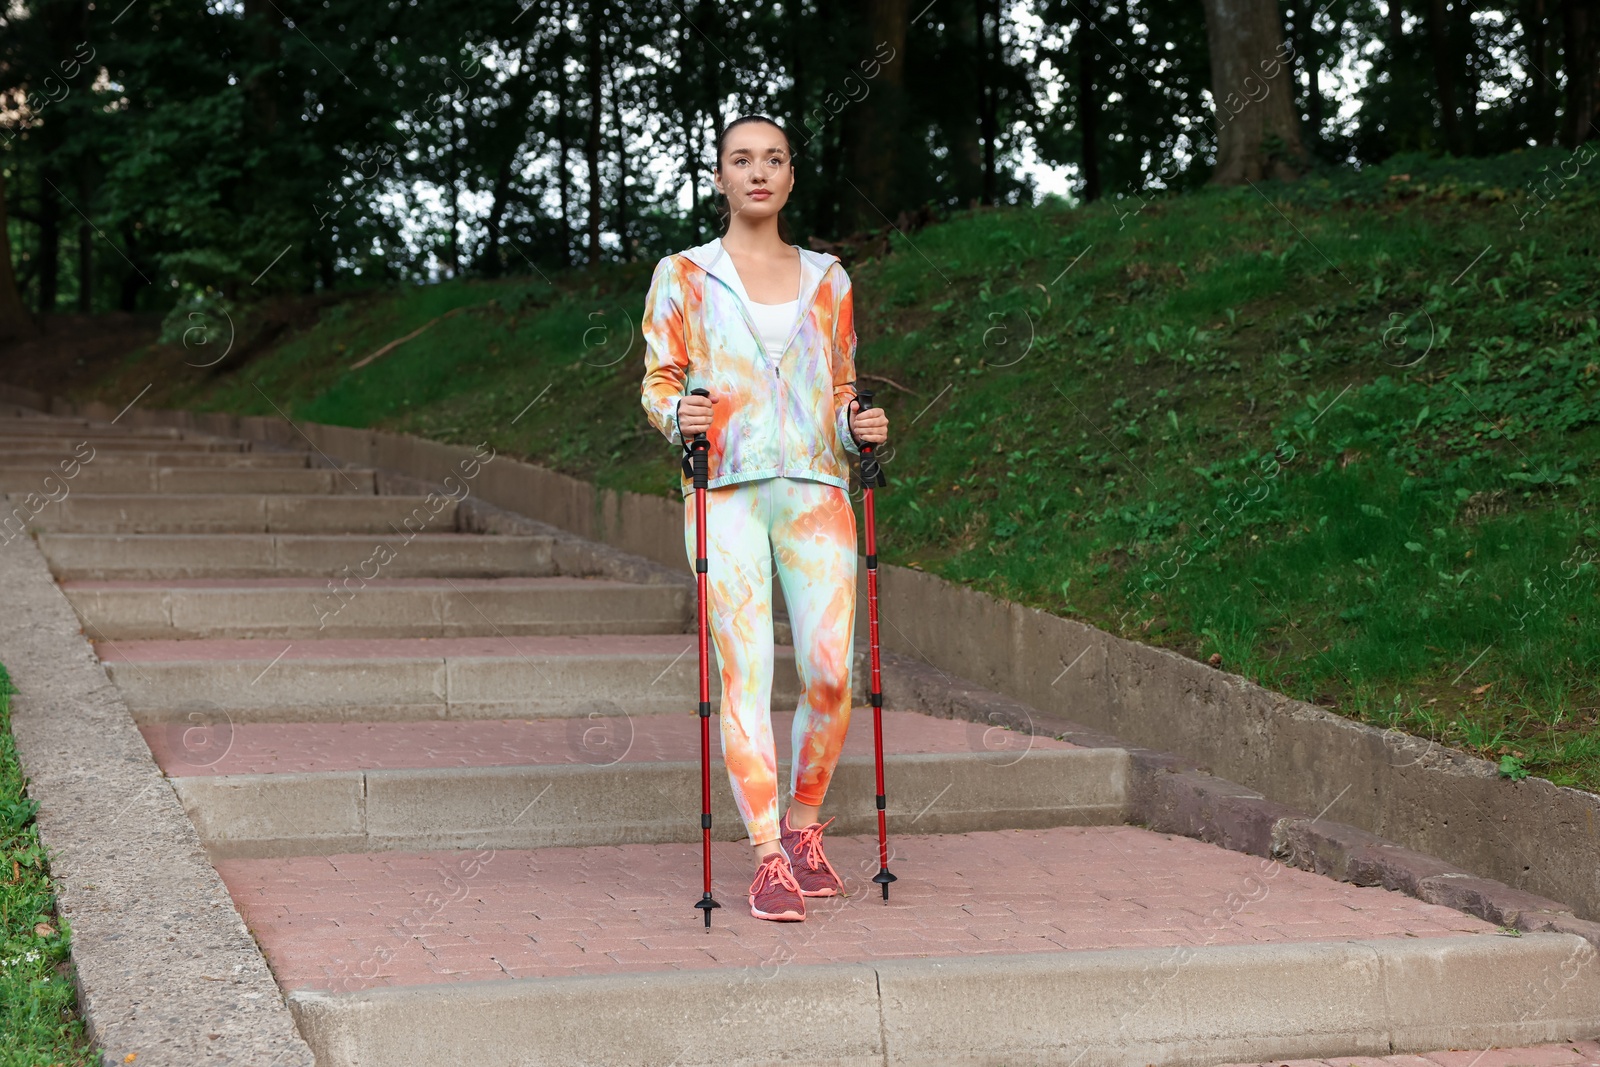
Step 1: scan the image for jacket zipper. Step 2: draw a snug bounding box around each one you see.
[695,247,836,481]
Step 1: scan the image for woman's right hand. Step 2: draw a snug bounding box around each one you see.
[677,393,715,437]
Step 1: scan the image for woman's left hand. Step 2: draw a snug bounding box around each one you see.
[849,401,889,445]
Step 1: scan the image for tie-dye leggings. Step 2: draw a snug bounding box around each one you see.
[681,475,857,846]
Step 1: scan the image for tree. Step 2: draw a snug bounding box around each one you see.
[841,0,910,226]
[1563,0,1600,145]
[1426,0,1467,154]
[1282,2,1325,153]
[1076,0,1102,201]
[0,169,34,338]
[1201,0,1307,183]
[584,1,604,264]
[1521,0,1560,146]
[976,0,1000,205]
[479,42,537,277]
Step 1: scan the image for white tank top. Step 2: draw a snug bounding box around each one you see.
[724,256,800,358]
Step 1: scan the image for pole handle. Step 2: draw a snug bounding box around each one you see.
[852,387,887,488]
[683,388,711,488]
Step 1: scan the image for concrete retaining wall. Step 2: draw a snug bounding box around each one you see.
[5,380,1596,923]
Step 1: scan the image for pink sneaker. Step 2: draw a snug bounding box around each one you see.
[748,852,806,921]
[780,812,845,897]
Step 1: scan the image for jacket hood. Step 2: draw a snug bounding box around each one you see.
[677,237,839,297]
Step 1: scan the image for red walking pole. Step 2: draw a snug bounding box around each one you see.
[684,387,721,928]
[854,389,897,901]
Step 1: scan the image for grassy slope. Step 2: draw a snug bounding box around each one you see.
[75,149,1600,791]
[0,664,95,1065]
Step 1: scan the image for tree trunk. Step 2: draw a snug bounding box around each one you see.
[786,0,814,240]
[1426,0,1465,153]
[554,0,573,266]
[977,0,999,205]
[118,222,142,311]
[1076,0,1101,202]
[241,0,282,137]
[37,167,61,314]
[1286,4,1322,147]
[447,153,460,277]
[585,2,604,265]
[942,1,983,207]
[1563,0,1599,145]
[482,161,514,277]
[788,0,807,160]
[698,0,723,229]
[679,0,700,243]
[78,162,93,312]
[608,26,630,261]
[0,169,35,339]
[480,45,535,277]
[1526,0,1556,145]
[1201,0,1307,184]
[1454,0,1477,151]
[1307,13,1323,140]
[844,0,909,228]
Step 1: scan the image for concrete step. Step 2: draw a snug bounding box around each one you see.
[211,826,1600,1067]
[99,635,844,721]
[0,446,312,467]
[0,465,376,495]
[37,532,559,580]
[145,712,1111,856]
[0,417,185,438]
[0,433,248,452]
[63,577,689,639]
[15,492,455,534]
[175,751,1118,857]
[1213,1043,1600,1067]
[142,710,1049,776]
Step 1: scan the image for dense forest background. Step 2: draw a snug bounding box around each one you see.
[2,0,1598,336]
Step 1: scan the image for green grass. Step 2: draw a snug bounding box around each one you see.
[0,664,96,1066]
[78,148,1600,791]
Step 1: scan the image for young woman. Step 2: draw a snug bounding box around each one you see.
[640,115,889,922]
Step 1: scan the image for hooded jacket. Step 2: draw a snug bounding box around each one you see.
[640,236,860,495]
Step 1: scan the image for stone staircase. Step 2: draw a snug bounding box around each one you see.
[4,409,1598,1067]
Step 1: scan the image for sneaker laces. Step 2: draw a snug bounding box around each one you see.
[753,853,801,896]
[792,816,837,872]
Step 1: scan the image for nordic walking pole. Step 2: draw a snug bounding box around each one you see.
[685,388,721,929]
[854,389,897,901]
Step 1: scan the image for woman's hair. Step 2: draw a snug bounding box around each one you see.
[713,114,795,245]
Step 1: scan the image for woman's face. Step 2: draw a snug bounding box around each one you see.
[714,122,793,224]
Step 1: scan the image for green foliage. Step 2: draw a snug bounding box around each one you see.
[0,665,96,1066]
[1498,754,1531,781]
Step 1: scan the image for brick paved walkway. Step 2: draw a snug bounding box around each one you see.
[218,824,1495,993]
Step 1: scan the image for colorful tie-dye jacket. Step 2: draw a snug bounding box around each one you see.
[640,236,860,494]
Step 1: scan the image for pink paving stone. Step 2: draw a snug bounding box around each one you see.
[60,577,641,591]
[95,633,698,663]
[214,825,1497,995]
[1421,1045,1600,1067]
[1212,1041,1600,1067]
[142,709,1071,775]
